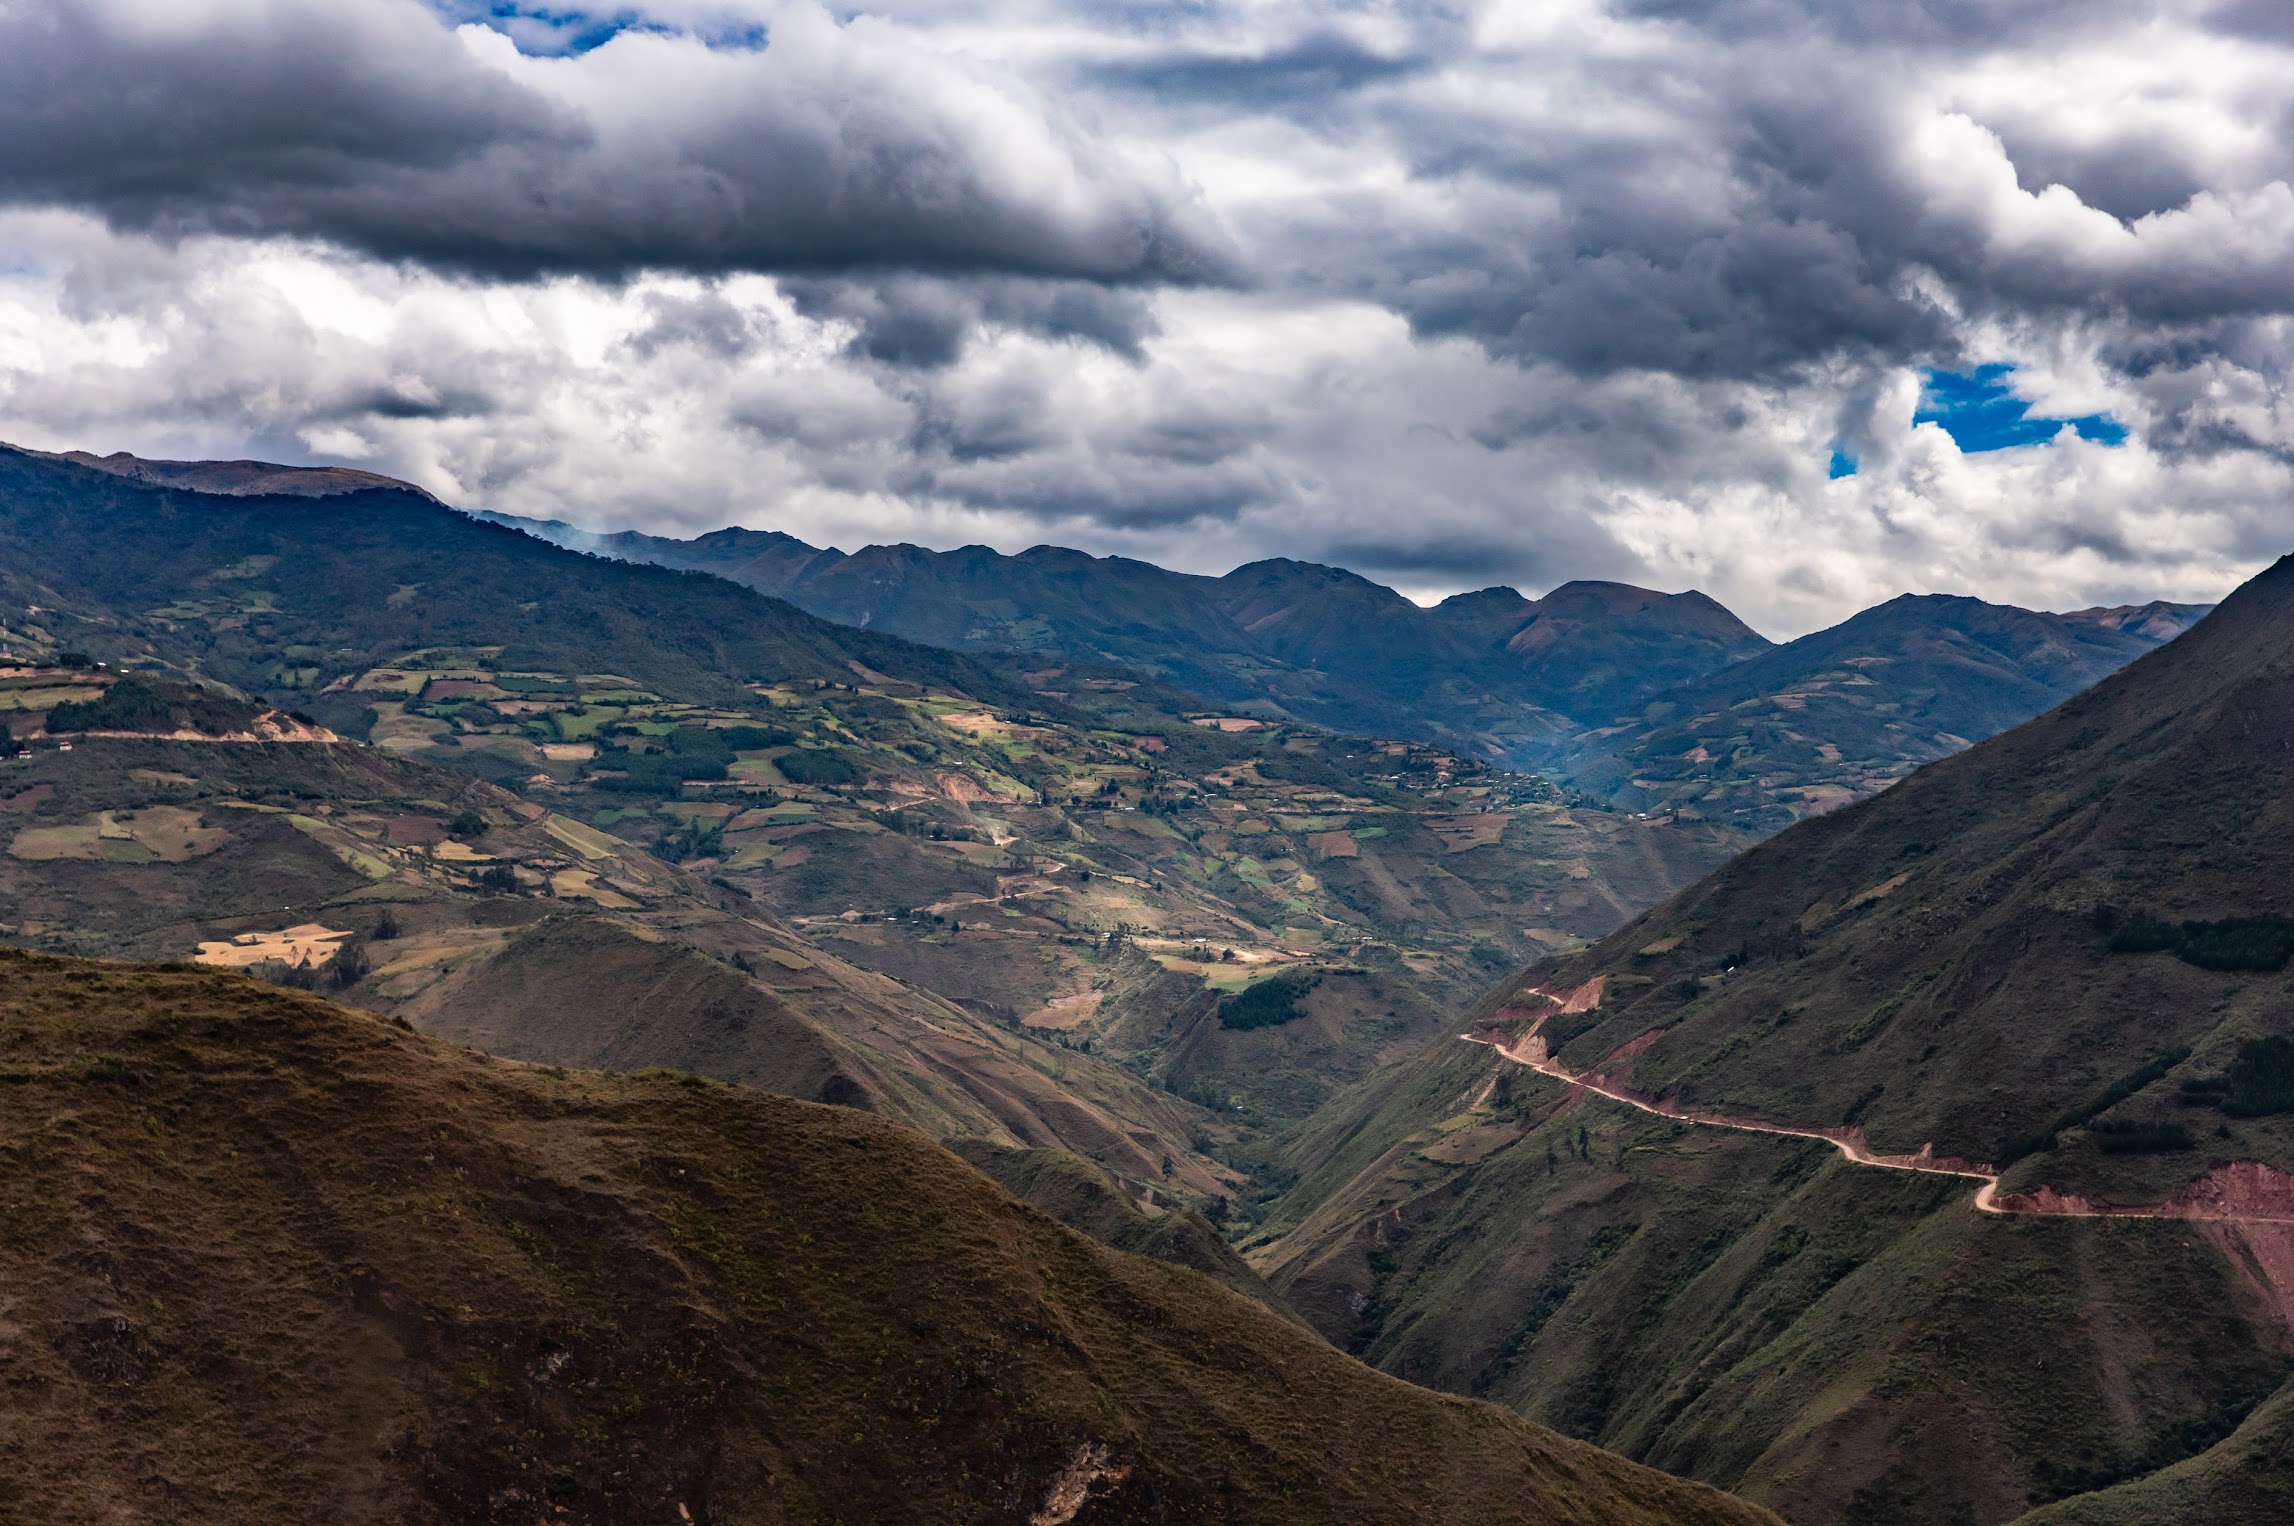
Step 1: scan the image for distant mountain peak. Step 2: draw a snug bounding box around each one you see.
[17,444,439,502]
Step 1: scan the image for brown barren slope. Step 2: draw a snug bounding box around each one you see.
[0,951,1775,1526]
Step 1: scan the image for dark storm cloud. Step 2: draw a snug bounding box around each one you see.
[1090,29,1435,107]
[0,0,1226,284]
[782,277,1160,367]
[1190,9,2294,389]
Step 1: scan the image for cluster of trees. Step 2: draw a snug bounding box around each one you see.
[592,723,806,794]
[1216,968,1322,1031]
[2181,1035,2294,1116]
[45,675,258,736]
[2098,905,2294,972]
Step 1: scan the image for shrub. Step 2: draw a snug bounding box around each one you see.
[655,817,725,863]
[776,748,860,787]
[717,724,796,750]
[2211,1035,2294,1117]
[2103,907,2294,972]
[591,753,730,793]
[46,675,259,736]
[2092,1121,2193,1153]
[329,939,371,989]
[1217,969,1321,1031]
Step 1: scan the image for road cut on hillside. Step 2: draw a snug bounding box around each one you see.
[1465,980,2294,1324]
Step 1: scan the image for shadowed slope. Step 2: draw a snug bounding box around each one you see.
[0,951,1775,1526]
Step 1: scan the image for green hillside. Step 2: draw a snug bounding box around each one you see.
[1561,592,2208,834]
[0,951,1778,1525]
[1244,558,2294,1522]
[491,507,2197,831]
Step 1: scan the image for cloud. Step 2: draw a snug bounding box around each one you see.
[4,0,2294,636]
[0,0,1226,283]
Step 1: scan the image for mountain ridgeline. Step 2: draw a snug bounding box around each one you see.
[483,510,2206,832]
[25,445,2209,832]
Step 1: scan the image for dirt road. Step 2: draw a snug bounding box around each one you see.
[1465,982,2294,1322]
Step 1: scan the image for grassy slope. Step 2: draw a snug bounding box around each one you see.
[1248,556,2294,1523]
[1561,593,2205,835]
[946,1139,1300,1319]
[1254,1039,2289,1525]
[0,951,1777,1526]
[0,737,1244,1207]
[2015,1376,2294,1524]
[1524,558,2294,1171]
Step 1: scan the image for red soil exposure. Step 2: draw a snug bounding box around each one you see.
[1464,992,2294,1326]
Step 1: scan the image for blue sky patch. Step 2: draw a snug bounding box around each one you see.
[1827,446,1858,479]
[431,5,765,55]
[1915,364,2129,452]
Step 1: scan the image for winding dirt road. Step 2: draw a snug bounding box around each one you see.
[1465,980,2294,1322]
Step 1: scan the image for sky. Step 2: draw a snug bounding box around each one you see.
[4,2,2294,634]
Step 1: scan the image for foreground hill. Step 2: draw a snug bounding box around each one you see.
[0,951,1775,1526]
[1245,559,2294,1522]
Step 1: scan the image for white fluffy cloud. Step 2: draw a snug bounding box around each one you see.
[3,0,2294,633]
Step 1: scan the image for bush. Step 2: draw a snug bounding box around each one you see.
[2092,1121,2193,1154]
[45,675,259,736]
[2103,907,2294,972]
[655,817,725,863]
[329,938,371,989]
[591,753,730,793]
[446,810,488,839]
[776,748,860,787]
[717,724,796,750]
[1217,969,1322,1031]
[2207,1036,2294,1117]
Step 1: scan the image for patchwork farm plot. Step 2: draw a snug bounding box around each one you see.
[309,648,1736,1034]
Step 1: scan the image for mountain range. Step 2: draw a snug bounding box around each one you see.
[473,508,2206,833]
[4,439,2280,1524]
[38,446,2209,833]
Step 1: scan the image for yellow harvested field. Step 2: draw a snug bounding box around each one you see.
[1021,990,1104,1030]
[432,841,494,862]
[1434,814,1513,853]
[548,868,638,909]
[541,814,625,861]
[10,808,229,864]
[1190,717,1267,732]
[0,684,104,712]
[195,924,352,969]
[936,710,1019,737]
[351,670,430,694]
[9,822,101,860]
